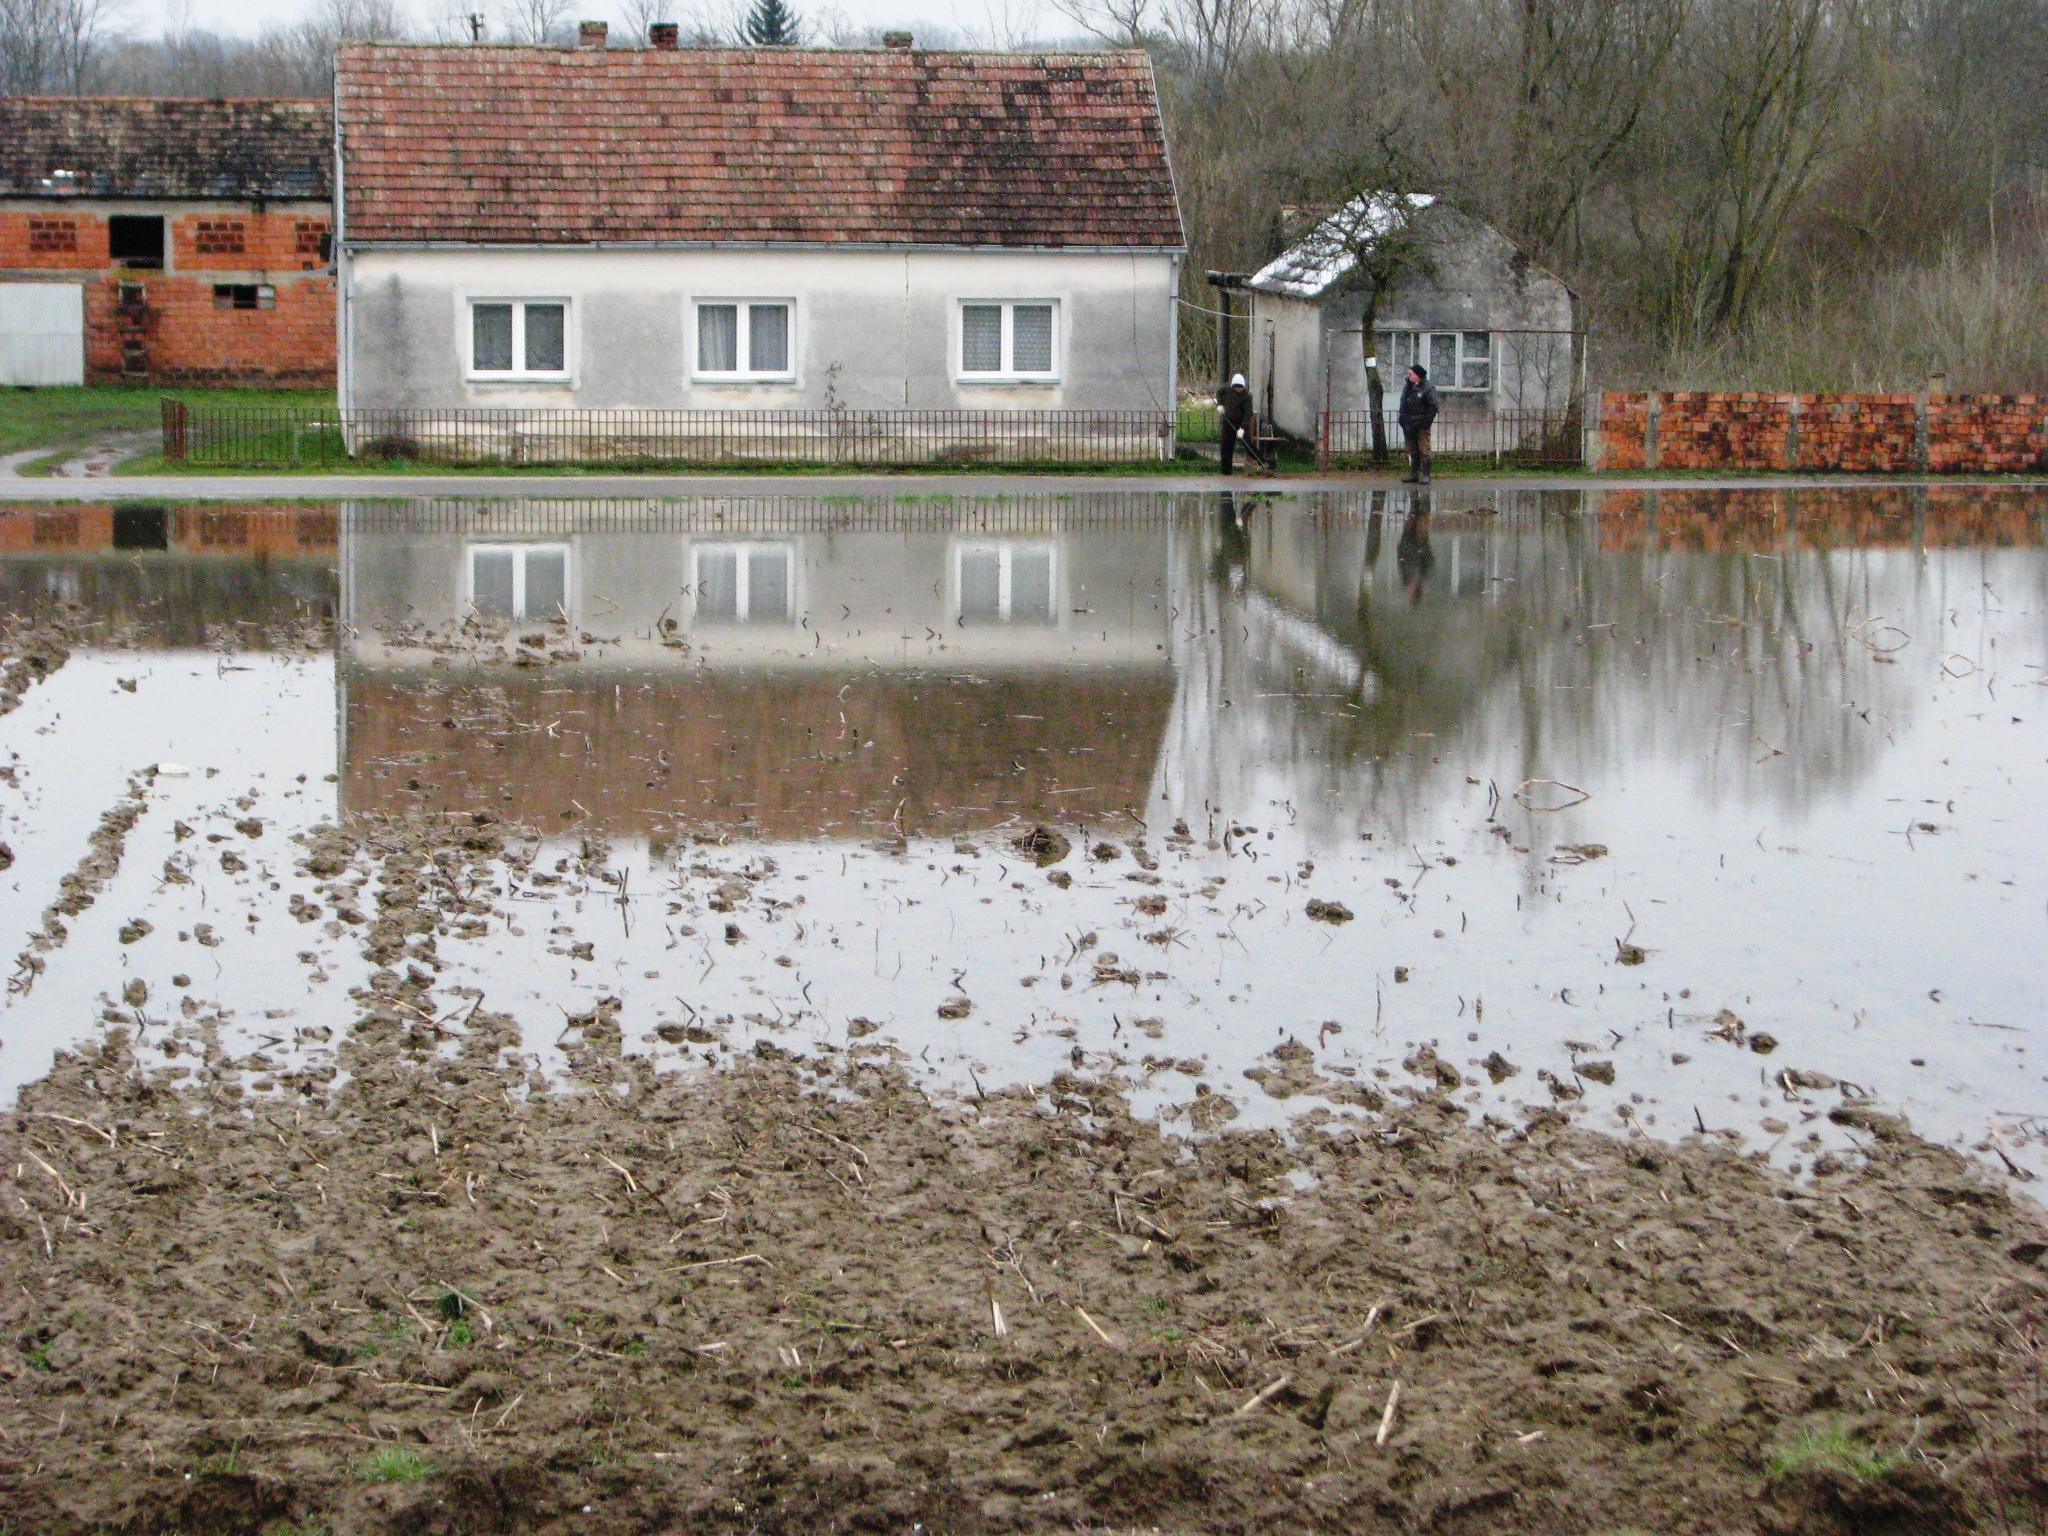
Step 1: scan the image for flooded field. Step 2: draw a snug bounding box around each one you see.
[2,487,2044,1165]
[4,486,2047,1536]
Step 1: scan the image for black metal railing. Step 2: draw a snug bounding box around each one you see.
[1316,409,1584,469]
[162,400,1179,469]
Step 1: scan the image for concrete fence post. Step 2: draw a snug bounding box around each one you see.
[1785,393,1802,471]
[1913,392,1931,473]
[1643,393,1662,471]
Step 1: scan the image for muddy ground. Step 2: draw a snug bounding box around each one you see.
[0,815,2044,1536]
[2,597,2047,1536]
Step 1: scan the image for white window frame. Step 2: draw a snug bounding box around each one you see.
[956,299,1060,384]
[690,540,798,624]
[464,541,572,621]
[1384,329,1492,394]
[690,298,797,383]
[465,297,572,382]
[952,539,1060,625]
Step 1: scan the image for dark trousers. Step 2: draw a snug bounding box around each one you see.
[1404,424,1432,480]
[1221,421,1262,474]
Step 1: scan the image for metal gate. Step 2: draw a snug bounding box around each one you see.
[0,282,86,386]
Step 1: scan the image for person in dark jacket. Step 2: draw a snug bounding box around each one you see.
[1397,364,1440,484]
[1216,373,1268,475]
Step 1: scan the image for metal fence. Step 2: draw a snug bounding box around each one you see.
[1316,409,1584,469]
[162,400,1179,469]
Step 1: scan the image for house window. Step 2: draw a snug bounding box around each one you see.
[958,300,1058,382]
[693,300,794,381]
[213,283,275,310]
[467,542,569,620]
[468,299,569,380]
[692,542,794,624]
[1379,331,1491,393]
[108,215,165,270]
[956,541,1056,625]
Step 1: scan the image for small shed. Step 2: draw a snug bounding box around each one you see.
[1244,194,1577,443]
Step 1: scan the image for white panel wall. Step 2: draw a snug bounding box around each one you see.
[0,283,86,386]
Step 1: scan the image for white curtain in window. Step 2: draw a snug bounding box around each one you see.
[1460,331,1491,391]
[1010,547,1054,621]
[748,304,790,374]
[698,304,739,373]
[523,547,567,616]
[958,548,1001,620]
[962,306,1003,373]
[747,548,791,620]
[1428,332,1457,381]
[471,547,515,614]
[1011,304,1053,373]
[472,303,513,372]
[524,304,566,372]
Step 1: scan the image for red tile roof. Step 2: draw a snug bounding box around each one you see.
[335,44,1184,250]
[0,97,329,201]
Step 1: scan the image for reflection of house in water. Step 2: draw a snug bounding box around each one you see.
[337,499,1178,838]
[0,503,336,642]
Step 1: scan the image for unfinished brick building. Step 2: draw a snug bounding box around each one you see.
[0,98,334,386]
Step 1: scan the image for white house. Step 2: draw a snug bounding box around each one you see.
[331,32,1185,457]
[1243,194,1577,444]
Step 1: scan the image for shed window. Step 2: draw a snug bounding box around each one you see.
[958,300,1058,381]
[692,542,794,624]
[213,283,275,310]
[693,301,794,380]
[108,215,164,270]
[467,542,569,620]
[956,541,1056,625]
[468,299,569,379]
[1379,331,1491,393]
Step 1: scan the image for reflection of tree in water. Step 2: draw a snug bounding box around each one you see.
[1158,487,2046,844]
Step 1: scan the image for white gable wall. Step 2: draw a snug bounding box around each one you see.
[343,246,1177,413]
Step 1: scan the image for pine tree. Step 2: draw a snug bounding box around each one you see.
[741,0,800,45]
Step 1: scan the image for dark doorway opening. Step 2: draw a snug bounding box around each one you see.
[108,215,165,270]
[112,505,169,551]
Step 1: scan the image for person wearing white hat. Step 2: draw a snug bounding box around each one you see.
[1215,373,1267,475]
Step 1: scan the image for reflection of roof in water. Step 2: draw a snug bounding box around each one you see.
[341,666,1173,839]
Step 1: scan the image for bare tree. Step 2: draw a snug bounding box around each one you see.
[1,0,124,93]
[498,0,574,44]
[1048,0,1150,46]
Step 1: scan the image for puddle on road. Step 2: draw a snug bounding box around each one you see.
[1,488,2043,1178]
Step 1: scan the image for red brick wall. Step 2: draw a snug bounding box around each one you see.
[1795,394,1917,473]
[1597,393,1649,471]
[1927,396,2048,473]
[81,273,334,386]
[170,211,329,274]
[1598,391,2048,474]
[1656,392,1795,470]
[1,205,333,385]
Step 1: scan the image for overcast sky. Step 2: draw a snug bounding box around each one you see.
[138,0,1082,45]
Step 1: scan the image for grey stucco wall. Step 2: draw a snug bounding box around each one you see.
[343,247,1177,414]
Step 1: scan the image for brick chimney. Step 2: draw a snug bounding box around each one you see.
[577,19,606,46]
[882,30,913,47]
[649,20,680,47]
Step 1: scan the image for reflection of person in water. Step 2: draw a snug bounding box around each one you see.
[1213,489,1279,583]
[1396,507,1434,605]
